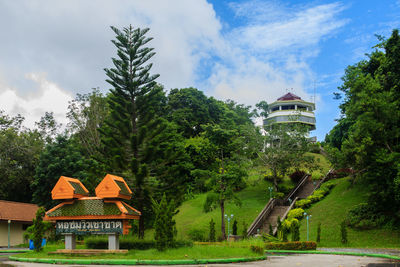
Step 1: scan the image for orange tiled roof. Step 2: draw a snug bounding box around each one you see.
[0,200,39,223]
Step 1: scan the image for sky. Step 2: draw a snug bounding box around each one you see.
[0,0,399,140]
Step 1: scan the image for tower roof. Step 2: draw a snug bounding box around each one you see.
[277,92,302,101]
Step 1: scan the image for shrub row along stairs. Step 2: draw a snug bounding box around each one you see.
[247,174,318,236]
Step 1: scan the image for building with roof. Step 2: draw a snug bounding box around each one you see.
[263,92,316,139]
[0,200,39,246]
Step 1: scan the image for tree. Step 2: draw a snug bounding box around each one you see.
[100,25,180,238]
[35,112,62,144]
[152,194,177,251]
[166,88,223,138]
[258,122,315,190]
[32,135,95,208]
[67,88,108,157]
[32,207,45,252]
[0,111,43,202]
[328,30,400,224]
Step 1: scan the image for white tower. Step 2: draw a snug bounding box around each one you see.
[263,92,316,138]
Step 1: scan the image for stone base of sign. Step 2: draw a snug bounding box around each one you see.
[49,249,128,255]
[64,233,76,250]
[108,233,119,250]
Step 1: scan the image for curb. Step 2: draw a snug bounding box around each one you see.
[0,250,29,253]
[265,250,400,260]
[8,255,266,265]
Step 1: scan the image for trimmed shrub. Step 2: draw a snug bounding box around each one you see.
[265,241,317,250]
[341,221,348,244]
[86,236,192,249]
[295,199,312,209]
[232,219,238,235]
[242,221,248,239]
[209,219,216,242]
[316,222,321,243]
[250,245,264,255]
[291,220,300,241]
[287,208,304,219]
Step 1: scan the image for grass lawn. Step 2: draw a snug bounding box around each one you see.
[175,180,271,240]
[299,177,400,248]
[19,243,261,260]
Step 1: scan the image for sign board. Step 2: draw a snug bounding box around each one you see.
[56,220,123,235]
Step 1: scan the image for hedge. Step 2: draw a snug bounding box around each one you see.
[85,237,192,250]
[265,241,317,250]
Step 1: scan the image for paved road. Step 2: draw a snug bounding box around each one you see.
[3,254,400,267]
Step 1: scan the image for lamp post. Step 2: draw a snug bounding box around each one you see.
[268,186,273,199]
[303,212,312,241]
[8,219,11,248]
[224,214,234,239]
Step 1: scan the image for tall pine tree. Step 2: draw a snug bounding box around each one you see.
[101,25,172,238]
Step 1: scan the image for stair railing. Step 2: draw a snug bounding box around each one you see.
[284,173,310,204]
[247,198,276,236]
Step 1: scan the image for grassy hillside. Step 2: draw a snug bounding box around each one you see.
[299,177,400,248]
[174,152,329,240]
[175,179,271,240]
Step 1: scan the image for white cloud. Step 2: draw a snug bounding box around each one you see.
[0,0,347,130]
[203,1,347,106]
[0,72,73,129]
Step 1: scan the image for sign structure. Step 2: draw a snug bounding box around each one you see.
[56,220,123,235]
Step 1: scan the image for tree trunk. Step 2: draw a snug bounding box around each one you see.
[220,199,226,240]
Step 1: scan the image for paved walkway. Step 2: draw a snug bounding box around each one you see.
[320,247,400,256]
[3,254,400,267]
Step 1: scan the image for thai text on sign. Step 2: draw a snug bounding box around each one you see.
[56,220,123,235]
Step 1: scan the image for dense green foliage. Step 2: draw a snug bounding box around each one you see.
[153,194,177,251]
[325,29,400,227]
[32,207,45,252]
[209,219,216,242]
[0,111,43,202]
[85,236,192,250]
[265,241,317,250]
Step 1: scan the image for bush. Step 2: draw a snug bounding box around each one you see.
[274,192,285,199]
[188,229,206,241]
[86,236,192,249]
[290,170,307,184]
[242,221,248,239]
[291,220,300,241]
[232,219,238,235]
[265,241,317,250]
[346,203,384,230]
[209,219,216,242]
[287,208,304,219]
[295,199,312,209]
[277,183,293,195]
[250,245,264,255]
[153,194,177,251]
[306,193,323,203]
[341,221,348,244]
[316,222,321,243]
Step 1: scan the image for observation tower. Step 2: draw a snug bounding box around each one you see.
[263,92,316,139]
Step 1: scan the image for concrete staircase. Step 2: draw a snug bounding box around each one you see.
[261,205,289,233]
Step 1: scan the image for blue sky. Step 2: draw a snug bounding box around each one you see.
[0,0,399,140]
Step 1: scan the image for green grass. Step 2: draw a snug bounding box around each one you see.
[175,180,271,240]
[19,244,260,260]
[298,177,400,248]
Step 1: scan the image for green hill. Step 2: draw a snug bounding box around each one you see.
[174,152,331,240]
[299,177,400,248]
